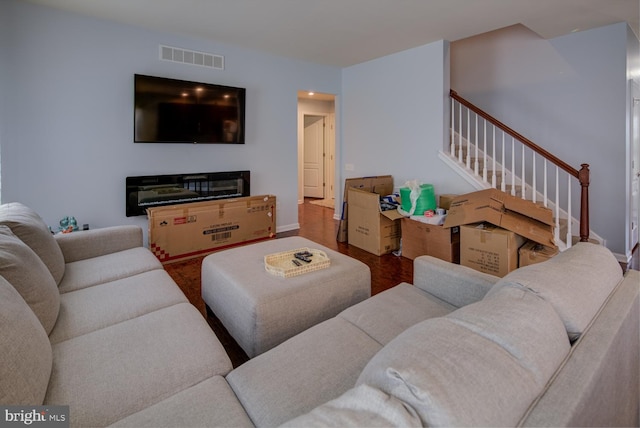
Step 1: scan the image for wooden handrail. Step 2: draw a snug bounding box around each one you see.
[450,90,579,178]
[450,89,590,243]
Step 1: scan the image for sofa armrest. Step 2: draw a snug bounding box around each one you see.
[413,256,500,308]
[54,225,143,263]
[520,270,639,427]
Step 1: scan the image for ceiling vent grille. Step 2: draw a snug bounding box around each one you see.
[159,45,224,70]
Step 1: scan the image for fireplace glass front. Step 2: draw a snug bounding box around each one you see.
[126,171,250,216]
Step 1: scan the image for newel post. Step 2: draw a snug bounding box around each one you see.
[578,164,590,242]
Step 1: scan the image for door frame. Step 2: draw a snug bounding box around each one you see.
[297,94,336,206]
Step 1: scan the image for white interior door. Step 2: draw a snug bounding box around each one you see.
[303,115,325,198]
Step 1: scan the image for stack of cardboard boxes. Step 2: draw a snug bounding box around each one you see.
[443,189,558,277]
[340,176,559,277]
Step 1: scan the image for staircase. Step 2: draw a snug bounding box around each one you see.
[440,90,599,250]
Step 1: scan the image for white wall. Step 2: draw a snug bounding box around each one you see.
[0,0,341,242]
[451,23,636,256]
[0,2,6,200]
[340,40,472,206]
[626,28,640,256]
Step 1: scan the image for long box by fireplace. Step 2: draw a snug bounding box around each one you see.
[148,195,276,264]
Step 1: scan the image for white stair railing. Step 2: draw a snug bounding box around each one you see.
[446,90,591,250]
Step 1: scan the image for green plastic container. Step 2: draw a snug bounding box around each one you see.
[400,184,436,215]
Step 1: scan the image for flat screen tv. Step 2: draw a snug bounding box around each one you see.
[134,74,245,144]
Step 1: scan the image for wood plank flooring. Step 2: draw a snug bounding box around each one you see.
[163,198,413,367]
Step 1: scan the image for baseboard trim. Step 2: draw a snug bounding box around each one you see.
[614,251,632,272]
[276,223,300,234]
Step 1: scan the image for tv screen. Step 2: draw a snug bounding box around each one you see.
[134,74,245,144]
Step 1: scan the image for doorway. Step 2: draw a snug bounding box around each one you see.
[297,92,336,208]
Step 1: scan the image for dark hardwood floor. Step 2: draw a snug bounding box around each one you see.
[163,198,413,367]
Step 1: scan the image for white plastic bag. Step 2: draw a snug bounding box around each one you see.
[398,179,421,216]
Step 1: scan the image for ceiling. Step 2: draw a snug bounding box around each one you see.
[22,0,640,68]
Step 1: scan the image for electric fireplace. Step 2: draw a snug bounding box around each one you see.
[126,171,250,216]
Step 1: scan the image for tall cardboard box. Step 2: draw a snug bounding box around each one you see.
[518,240,559,267]
[337,175,394,242]
[401,218,460,263]
[460,223,526,277]
[148,195,276,264]
[347,187,403,255]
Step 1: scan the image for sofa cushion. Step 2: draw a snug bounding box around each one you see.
[50,269,188,344]
[109,376,254,428]
[44,303,232,427]
[338,282,455,346]
[447,284,570,385]
[0,275,52,405]
[282,384,422,427]
[487,242,623,340]
[0,202,65,284]
[0,225,60,334]
[357,286,570,427]
[57,247,162,293]
[227,317,382,427]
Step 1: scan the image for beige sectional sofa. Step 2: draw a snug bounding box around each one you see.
[1,201,638,427]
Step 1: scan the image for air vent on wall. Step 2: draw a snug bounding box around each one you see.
[159,45,224,70]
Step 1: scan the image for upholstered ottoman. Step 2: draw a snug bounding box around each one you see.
[201,236,371,358]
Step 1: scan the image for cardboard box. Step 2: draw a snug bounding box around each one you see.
[443,188,556,248]
[347,187,404,255]
[518,240,559,267]
[337,175,394,242]
[401,217,460,262]
[460,223,526,277]
[148,195,276,264]
[438,194,458,211]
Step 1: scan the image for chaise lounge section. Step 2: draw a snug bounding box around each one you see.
[0,202,251,427]
[1,201,638,427]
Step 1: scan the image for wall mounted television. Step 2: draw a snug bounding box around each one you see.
[134,74,245,144]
